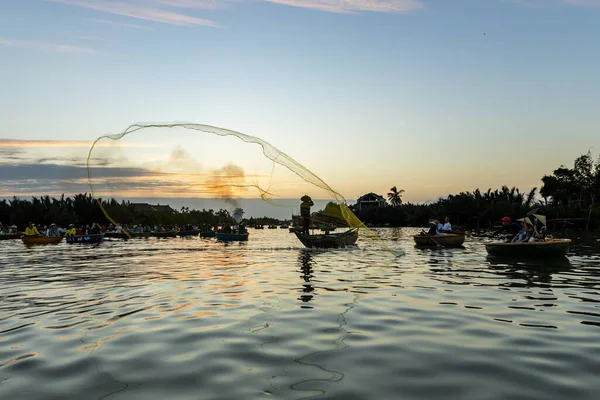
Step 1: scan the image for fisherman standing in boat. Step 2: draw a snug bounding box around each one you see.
[300,195,314,234]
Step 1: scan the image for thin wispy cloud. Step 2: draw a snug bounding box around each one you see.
[0,38,95,54]
[503,0,600,7]
[0,139,157,148]
[265,0,424,14]
[52,0,219,27]
[91,18,155,30]
[153,0,230,9]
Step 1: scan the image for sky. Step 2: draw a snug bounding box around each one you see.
[1,0,600,211]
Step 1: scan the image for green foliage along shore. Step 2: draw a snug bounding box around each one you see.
[0,194,240,229]
[354,151,600,230]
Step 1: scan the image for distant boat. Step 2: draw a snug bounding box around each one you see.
[254,225,264,229]
[66,234,104,244]
[0,233,21,240]
[149,231,178,238]
[294,229,358,249]
[413,234,465,247]
[178,230,199,237]
[268,225,278,229]
[280,224,289,229]
[216,232,249,241]
[21,236,63,245]
[486,239,571,258]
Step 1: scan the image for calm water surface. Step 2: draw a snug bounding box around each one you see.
[1,228,600,399]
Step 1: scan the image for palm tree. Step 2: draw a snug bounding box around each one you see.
[387,186,405,207]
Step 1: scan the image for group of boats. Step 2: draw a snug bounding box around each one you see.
[3,226,572,258]
[413,231,571,258]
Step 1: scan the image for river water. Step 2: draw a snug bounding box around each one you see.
[1,228,599,399]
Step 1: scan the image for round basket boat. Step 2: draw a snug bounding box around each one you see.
[21,236,63,245]
[66,234,104,244]
[413,234,465,247]
[485,239,571,258]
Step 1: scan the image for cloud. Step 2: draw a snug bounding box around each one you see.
[265,0,424,13]
[0,139,157,148]
[90,18,156,30]
[153,0,230,9]
[52,0,219,27]
[0,38,95,54]
[503,0,600,7]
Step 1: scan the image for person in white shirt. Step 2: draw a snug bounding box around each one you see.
[442,217,452,231]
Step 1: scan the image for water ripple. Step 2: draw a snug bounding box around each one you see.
[1,228,600,399]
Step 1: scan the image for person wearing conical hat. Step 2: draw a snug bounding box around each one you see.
[300,195,314,234]
[511,217,534,243]
[531,215,547,242]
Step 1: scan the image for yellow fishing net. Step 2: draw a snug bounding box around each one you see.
[86,123,403,256]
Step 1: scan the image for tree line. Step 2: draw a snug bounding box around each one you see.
[353,151,600,230]
[0,194,255,229]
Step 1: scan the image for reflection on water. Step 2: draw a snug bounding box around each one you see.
[1,228,600,399]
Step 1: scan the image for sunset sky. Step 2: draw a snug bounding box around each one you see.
[1,0,599,207]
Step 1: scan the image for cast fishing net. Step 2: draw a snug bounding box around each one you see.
[87,123,403,256]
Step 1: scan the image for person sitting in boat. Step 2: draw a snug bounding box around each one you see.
[45,223,61,237]
[76,225,84,235]
[90,223,101,235]
[530,216,547,242]
[511,218,534,243]
[0,224,10,234]
[435,220,444,232]
[421,220,439,236]
[442,217,452,231]
[493,217,522,240]
[65,224,76,236]
[25,222,40,236]
[221,225,233,233]
[238,224,247,234]
[300,195,314,234]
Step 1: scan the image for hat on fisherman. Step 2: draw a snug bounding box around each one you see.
[301,195,312,201]
[517,217,533,226]
[501,216,511,223]
[533,214,547,226]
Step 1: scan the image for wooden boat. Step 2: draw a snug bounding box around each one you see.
[199,230,216,238]
[485,239,571,258]
[149,231,178,238]
[216,232,249,241]
[0,233,22,240]
[254,225,264,229]
[104,231,147,239]
[280,225,289,229]
[178,230,199,237]
[439,230,471,236]
[66,234,104,244]
[268,225,278,229]
[21,236,63,245]
[413,234,465,247]
[294,229,358,249]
